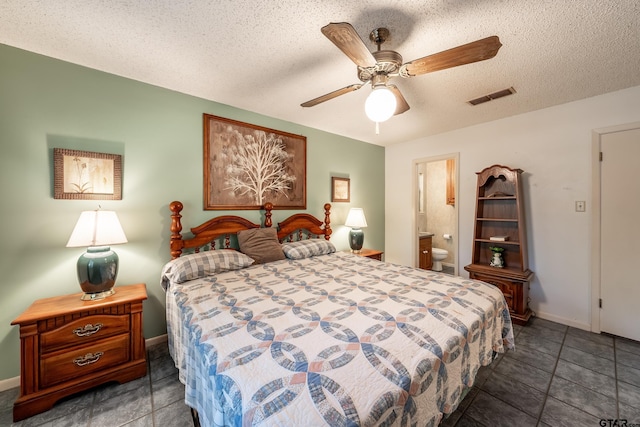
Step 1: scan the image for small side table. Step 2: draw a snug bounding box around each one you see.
[345,248,384,261]
[11,283,148,421]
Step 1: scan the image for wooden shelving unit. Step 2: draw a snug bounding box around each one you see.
[464,165,533,325]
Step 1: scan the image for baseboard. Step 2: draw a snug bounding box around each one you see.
[145,334,168,347]
[0,375,19,392]
[0,334,169,393]
[533,310,591,331]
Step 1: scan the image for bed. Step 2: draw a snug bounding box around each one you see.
[161,201,514,427]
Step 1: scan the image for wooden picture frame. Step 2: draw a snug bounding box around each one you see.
[331,177,350,202]
[54,148,122,200]
[204,114,306,210]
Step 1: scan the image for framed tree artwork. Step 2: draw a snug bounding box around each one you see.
[203,114,306,210]
[53,148,122,200]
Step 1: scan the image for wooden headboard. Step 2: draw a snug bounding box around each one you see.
[169,201,332,259]
[275,202,332,242]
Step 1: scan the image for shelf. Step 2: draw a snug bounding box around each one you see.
[475,239,520,245]
[465,263,533,279]
[478,196,516,200]
[476,218,518,222]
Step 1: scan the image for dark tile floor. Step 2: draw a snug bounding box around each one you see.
[441,265,455,275]
[442,317,640,427]
[1,318,639,426]
[0,341,191,427]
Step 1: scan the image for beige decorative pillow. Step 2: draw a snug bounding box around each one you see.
[237,228,286,264]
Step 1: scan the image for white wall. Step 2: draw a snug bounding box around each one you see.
[385,85,640,329]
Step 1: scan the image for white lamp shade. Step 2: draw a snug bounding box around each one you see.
[66,210,128,247]
[365,87,397,123]
[345,208,368,228]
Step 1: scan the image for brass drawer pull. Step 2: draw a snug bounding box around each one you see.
[73,323,103,337]
[73,352,104,367]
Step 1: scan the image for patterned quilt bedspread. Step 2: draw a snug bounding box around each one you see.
[162,251,514,427]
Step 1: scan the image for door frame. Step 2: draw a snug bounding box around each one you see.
[590,121,640,332]
[412,153,460,275]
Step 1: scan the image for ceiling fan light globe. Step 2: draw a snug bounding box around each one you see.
[365,87,397,122]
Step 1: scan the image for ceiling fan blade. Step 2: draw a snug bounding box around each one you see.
[301,83,364,108]
[321,23,377,68]
[388,85,410,115]
[402,36,502,77]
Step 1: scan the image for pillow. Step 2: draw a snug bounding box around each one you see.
[282,239,336,260]
[237,228,286,264]
[161,250,255,285]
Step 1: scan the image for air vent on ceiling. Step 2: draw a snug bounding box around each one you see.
[468,87,516,106]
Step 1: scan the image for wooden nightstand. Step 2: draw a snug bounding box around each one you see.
[345,248,384,261]
[11,283,148,421]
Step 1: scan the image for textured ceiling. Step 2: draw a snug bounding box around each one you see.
[1,1,639,146]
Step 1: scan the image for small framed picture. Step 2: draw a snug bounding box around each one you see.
[331,177,350,202]
[54,148,122,200]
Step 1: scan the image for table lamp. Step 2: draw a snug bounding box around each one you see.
[345,208,367,253]
[66,209,128,300]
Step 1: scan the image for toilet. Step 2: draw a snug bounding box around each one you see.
[431,248,448,272]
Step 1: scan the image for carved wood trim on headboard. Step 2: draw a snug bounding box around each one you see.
[170,201,268,259]
[169,201,184,260]
[276,203,332,242]
[169,201,331,259]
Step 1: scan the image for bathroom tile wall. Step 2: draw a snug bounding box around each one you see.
[426,160,455,264]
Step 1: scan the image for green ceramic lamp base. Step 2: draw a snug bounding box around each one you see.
[349,228,365,253]
[77,246,119,300]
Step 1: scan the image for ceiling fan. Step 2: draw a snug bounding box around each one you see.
[301,22,502,123]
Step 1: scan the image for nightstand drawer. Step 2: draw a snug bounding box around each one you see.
[467,270,530,322]
[40,314,130,353]
[40,334,130,388]
[478,277,515,311]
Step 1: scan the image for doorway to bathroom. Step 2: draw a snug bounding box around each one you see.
[413,153,459,275]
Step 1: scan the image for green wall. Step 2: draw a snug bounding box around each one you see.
[0,44,385,381]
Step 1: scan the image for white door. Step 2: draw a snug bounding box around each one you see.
[600,126,640,341]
